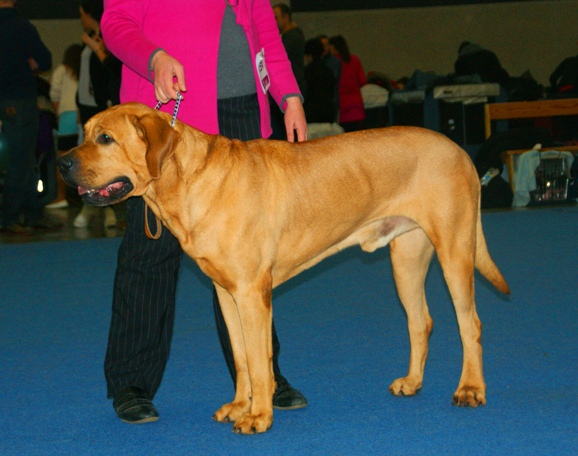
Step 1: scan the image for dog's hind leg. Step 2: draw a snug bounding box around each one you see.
[436,219,486,407]
[388,228,435,397]
[212,284,252,424]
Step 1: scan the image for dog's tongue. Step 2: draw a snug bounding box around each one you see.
[78,182,124,197]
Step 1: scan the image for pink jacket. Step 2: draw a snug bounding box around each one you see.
[101,0,301,137]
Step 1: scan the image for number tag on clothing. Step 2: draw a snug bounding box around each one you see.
[256,48,270,94]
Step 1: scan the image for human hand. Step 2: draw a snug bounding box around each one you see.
[151,50,187,103]
[81,31,97,48]
[82,32,108,60]
[284,96,307,142]
[28,57,39,71]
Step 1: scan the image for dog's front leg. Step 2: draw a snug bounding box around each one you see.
[212,282,275,434]
[230,283,275,434]
[212,284,252,424]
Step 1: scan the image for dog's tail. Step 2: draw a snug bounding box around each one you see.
[474,210,511,295]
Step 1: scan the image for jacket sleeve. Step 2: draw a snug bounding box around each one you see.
[49,65,64,103]
[90,52,113,111]
[549,58,568,89]
[24,21,52,72]
[102,53,123,105]
[248,0,301,107]
[101,0,157,81]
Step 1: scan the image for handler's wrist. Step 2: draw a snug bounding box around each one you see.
[148,48,166,82]
[281,93,304,112]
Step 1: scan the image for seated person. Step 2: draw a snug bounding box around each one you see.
[454,41,510,86]
[549,53,578,96]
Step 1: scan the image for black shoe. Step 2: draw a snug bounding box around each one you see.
[26,215,63,232]
[273,376,308,410]
[113,386,159,424]
[1,223,35,235]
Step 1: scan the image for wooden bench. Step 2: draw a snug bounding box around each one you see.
[484,98,578,191]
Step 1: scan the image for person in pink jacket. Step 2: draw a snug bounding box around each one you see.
[101,0,308,424]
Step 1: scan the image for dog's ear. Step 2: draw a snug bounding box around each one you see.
[131,113,181,179]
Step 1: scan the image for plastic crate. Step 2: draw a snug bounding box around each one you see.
[532,154,570,203]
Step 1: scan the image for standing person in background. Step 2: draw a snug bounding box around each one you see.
[101,0,308,424]
[46,43,83,209]
[270,2,305,139]
[303,38,337,124]
[0,0,61,234]
[329,34,366,132]
[73,0,121,229]
[318,34,341,118]
[272,3,305,93]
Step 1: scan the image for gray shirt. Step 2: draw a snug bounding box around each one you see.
[217,7,256,99]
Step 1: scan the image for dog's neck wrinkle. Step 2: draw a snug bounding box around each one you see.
[145,131,240,248]
[196,135,238,186]
[205,133,220,156]
[177,128,223,171]
[142,191,191,245]
[144,130,220,245]
[164,128,205,183]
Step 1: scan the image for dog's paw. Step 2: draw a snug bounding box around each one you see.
[389,376,422,397]
[232,413,273,434]
[213,400,251,424]
[452,386,486,407]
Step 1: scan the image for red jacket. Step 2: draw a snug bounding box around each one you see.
[337,54,366,123]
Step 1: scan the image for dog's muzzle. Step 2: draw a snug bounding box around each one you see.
[55,155,134,207]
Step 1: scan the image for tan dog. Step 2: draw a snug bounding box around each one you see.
[57,102,509,434]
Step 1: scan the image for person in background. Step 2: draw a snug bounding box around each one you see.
[303,37,337,124]
[73,0,121,229]
[270,2,305,139]
[101,0,308,424]
[318,34,341,117]
[548,52,578,139]
[0,0,62,234]
[454,41,510,87]
[329,34,367,132]
[549,52,578,97]
[46,43,83,209]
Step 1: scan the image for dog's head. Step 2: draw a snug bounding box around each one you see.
[56,102,181,206]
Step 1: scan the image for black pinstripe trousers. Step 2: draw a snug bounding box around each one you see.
[104,94,284,398]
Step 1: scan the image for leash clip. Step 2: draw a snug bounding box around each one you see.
[154,91,183,127]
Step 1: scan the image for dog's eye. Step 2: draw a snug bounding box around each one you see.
[97,133,115,145]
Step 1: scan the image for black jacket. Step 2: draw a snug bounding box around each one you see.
[304,60,337,123]
[549,55,578,93]
[77,48,122,124]
[0,7,52,101]
[454,43,509,87]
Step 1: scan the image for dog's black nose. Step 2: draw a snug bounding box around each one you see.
[56,155,73,172]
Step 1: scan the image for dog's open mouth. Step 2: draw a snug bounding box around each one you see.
[78,178,133,206]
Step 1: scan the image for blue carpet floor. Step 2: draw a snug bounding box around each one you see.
[1,207,577,455]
